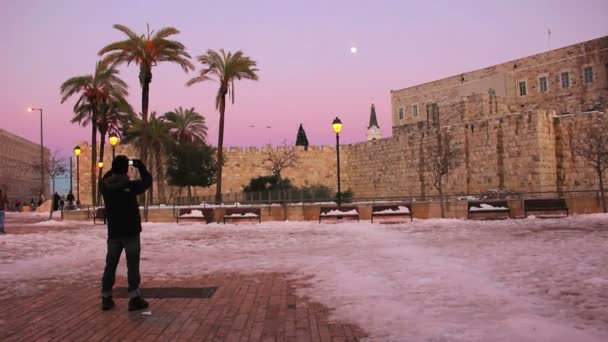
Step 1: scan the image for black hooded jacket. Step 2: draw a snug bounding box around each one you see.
[99,166,152,238]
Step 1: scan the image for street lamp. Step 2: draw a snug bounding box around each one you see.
[332,117,343,206]
[97,161,104,206]
[74,145,81,205]
[108,133,119,160]
[27,107,44,196]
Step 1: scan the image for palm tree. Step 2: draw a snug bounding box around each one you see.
[123,112,170,204]
[98,24,194,166]
[163,107,208,144]
[186,49,259,203]
[60,61,129,204]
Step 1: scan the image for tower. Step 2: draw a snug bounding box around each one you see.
[367,103,381,141]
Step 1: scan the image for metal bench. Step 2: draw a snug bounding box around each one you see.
[524,198,569,218]
[371,204,412,222]
[176,208,214,223]
[467,200,510,219]
[319,206,359,223]
[223,207,262,224]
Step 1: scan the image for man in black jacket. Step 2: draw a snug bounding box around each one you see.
[99,155,152,311]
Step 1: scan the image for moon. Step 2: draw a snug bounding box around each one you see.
[350,46,357,54]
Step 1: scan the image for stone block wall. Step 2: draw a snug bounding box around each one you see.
[391,36,608,127]
[74,143,344,205]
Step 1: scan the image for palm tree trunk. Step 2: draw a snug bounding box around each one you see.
[138,65,151,206]
[155,145,166,204]
[91,116,97,206]
[215,94,226,204]
[97,132,106,206]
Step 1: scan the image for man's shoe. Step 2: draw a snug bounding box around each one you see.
[102,296,115,311]
[128,297,149,311]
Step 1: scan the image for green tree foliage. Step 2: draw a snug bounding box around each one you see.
[163,107,208,144]
[99,24,194,167]
[166,143,217,201]
[186,49,259,203]
[295,124,309,150]
[243,175,294,193]
[60,61,129,205]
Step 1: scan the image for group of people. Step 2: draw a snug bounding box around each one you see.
[50,191,77,211]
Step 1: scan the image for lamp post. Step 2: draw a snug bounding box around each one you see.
[27,107,44,196]
[74,145,81,205]
[108,133,119,160]
[97,161,104,206]
[332,117,343,206]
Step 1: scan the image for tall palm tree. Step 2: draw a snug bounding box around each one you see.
[186,49,259,203]
[60,61,129,204]
[163,107,208,144]
[98,24,194,166]
[123,112,170,204]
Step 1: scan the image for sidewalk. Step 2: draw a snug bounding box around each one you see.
[0,272,367,341]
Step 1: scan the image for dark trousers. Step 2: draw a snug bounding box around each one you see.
[101,235,141,298]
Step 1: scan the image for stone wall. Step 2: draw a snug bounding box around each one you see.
[75,110,607,204]
[0,128,50,204]
[74,143,344,205]
[391,36,608,127]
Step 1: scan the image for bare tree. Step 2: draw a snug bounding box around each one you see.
[573,116,608,213]
[426,130,462,218]
[32,151,67,218]
[264,140,299,180]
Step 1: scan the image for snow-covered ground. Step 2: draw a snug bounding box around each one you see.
[1,214,607,341]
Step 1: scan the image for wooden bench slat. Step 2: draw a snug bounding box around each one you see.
[223,207,261,224]
[371,204,412,222]
[319,206,359,223]
[467,200,510,220]
[524,198,569,218]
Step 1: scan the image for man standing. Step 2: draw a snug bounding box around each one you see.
[99,155,152,311]
[0,189,8,234]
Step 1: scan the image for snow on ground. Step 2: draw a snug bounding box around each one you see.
[1,214,608,341]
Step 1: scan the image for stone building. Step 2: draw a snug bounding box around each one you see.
[0,128,50,205]
[75,35,608,204]
[391,36,607,128]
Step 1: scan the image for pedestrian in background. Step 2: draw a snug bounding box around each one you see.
[0,189,8,234]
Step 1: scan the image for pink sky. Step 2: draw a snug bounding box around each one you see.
[2,0,607,157]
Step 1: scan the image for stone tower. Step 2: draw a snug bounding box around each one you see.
[367,103,381,141]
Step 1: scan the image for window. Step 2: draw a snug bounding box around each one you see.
[518,81,527,96]
[539,77,548,93]
[398,107,404,120]
[412,104,419,117]
[584,66,593,84]
[561,72,570,88]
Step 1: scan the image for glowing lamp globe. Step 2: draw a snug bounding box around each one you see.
[332,117,343,134]
[108,133,119,146]
[97,161,104,169]
[74,145,81,156]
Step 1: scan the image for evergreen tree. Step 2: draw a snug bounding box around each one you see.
[166,142,217,202]
[295,123,309,150]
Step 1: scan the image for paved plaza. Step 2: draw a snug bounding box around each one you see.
[1,213,607,341]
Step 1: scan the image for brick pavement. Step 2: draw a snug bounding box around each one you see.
[0,272,367,341]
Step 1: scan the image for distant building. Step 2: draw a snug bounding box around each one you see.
[0,128,50,206]
[366,103,381,141]
[391,36,607,130]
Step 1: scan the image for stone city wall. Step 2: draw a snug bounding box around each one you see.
[75,111,606,204]
[74,143,345,205]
